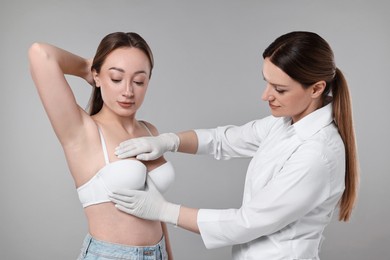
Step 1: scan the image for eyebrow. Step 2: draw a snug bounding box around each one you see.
[109,67,125,73]
[108,67,147,75]
[262,73,288,88]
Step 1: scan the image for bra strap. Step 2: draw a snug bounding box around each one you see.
[139,121,154,136]
[98,127,110,165]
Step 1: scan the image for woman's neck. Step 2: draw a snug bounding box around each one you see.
[92,106,137,132]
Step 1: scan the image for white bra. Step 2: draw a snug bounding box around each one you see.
[77,123,175,208]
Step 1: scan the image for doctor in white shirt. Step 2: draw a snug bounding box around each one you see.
[109,31,359,260]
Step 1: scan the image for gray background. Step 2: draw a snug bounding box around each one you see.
[1,0,389,259]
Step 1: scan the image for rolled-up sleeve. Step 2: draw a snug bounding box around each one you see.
[194,118,274,160]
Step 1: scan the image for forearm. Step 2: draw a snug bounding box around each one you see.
[177,206,200,234]
[176,130,198,154]
[29,42,90,80]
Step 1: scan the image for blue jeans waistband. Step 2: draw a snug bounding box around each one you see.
[77,233,167,260]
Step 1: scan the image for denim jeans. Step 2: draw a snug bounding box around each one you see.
[77,234,168,260]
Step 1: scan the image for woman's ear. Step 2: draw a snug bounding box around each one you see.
[311,80,326,98]
[92,70,100,88]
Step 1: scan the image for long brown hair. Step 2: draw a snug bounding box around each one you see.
[88,32,154,115]
[263,31,359,221]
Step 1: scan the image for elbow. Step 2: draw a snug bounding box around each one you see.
[28,42,50,63]
[28,43,41,59]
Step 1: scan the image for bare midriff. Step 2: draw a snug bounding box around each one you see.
[84,202,163,246]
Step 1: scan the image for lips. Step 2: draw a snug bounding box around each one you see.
[118,101,134,108]
[269,103,279,109]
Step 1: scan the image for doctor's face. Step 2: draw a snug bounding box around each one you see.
[261,58,316,123]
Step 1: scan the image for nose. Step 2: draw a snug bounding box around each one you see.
[261,84,275,101]
[123,82,134,98]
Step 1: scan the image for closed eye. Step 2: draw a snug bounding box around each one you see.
[272,84,287,94]
[134,81,145,86]
[275,88,286,94]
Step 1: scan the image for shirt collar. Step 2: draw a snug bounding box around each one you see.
[284,103,334,140]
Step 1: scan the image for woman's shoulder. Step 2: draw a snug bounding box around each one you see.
[138,120,159,136]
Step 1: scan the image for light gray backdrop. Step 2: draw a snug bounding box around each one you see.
[1,0,389,259]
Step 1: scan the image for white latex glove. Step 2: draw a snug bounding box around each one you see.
[115,133,180,161]
[109,176,181,225]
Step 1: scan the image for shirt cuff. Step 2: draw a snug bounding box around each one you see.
[197,209,224,249]
[194,129,215,155]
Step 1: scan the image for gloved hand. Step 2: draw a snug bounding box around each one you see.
[109,176,181,225]
[115,133,180,161]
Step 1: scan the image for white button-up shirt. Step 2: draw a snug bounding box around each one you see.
[195,103,345,260]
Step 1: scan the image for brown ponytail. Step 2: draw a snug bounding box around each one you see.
[332,68,359,221]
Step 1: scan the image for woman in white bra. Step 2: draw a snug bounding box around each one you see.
[29,32,175,260]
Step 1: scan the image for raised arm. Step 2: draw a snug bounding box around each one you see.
[28,43,93,146]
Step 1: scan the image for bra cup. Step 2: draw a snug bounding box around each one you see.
[77,160,174,208]
[148,161,175,194]
[102,160,147,191]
